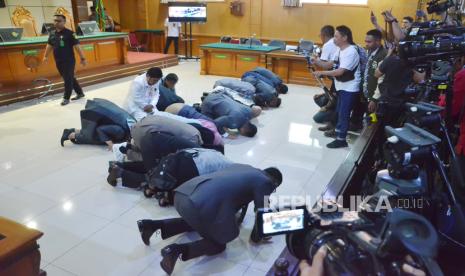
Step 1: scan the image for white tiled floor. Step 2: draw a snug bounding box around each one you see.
[0,61,351,276]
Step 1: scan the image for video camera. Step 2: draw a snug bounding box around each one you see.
[399,33,465,63]
[427,0,455,14]
[257,206,443,275]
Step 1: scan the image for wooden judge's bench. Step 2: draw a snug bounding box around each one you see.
[0,217,45,276]
[0,32,128,105]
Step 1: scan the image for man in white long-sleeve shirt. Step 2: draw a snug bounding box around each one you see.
[124,67,163,121]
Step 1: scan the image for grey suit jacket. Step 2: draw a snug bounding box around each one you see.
[174,164,274,244]
[131,115,203,149]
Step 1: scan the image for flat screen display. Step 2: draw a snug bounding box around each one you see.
[168,2,207,23]
[262,209,305,235]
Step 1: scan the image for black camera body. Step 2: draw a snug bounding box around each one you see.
[257,206,443,275]
[427,0,455,14]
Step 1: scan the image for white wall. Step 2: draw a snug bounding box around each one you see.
[0,0,73,34]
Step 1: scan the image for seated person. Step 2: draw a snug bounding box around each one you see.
[60,98,135,150]
[156,73,185,112]
[137,164,283,274]
[214,79,281,108]
[124,67,163,121]
[107,148,233,205]
[201,89,262,137]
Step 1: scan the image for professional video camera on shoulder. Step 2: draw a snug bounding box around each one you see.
[256,204,443,275]
[399,0,465,63]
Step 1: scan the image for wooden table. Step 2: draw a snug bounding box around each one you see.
[266,50,323,87]
[134,29,165,53]
[0,32,128,90]
[0,217,45,276]
[200,43,281,78]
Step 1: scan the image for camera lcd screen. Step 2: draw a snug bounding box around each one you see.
[262,209,305,235]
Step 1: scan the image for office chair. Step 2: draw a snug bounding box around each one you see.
[298,40,314,53]
[268,40,286,50]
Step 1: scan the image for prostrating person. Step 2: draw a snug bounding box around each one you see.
[137,164,283,274]
[201,89,262,137]
[60,98,135,150]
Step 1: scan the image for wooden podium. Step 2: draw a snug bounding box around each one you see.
[0,217,45,276]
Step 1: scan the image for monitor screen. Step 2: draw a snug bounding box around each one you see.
[168,2,207,23]
[262,209,305,235]
[77,21,101,36]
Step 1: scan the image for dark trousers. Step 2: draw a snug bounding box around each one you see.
[140,132,197,171]
[147,218,226,261]
[56,61,83,100]
[117,161,147,189]
[75,125,125,145]
[117,154,199,190]
[164,37,179,55]
[313,109,337,124]
[350,94,367,127]
[335,91,360,140]
[178,105,213,122]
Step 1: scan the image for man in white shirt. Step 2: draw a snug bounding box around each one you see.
[314,25,361,149]
[311,25,339,128]
[124,67,163,121]
[164,18,182,55]
[312,25,338,68]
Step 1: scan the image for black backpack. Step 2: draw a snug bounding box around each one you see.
[147,150,196,191]
[147,153,180,191]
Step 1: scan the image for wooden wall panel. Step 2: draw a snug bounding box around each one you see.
[157,0,416,44]
[261,0,418,43]
[104,0,121,24]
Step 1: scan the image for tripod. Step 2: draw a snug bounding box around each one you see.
[179,21,199,61]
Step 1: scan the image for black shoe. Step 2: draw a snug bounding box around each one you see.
[137,220,162,246]
[324,129,336,138]
[60,128,74,147]
[160,244,183,275]
[202,92,210,97]
[326,139,348,149]
[61,99,70,106]
[71,94,85,101]
[106,164,120,187]
[318,124,333,131]
[108,161,116,174]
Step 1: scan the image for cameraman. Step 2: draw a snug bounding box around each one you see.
[311,25,338,129]
[314,25,361,149]
[371,46,425,127]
